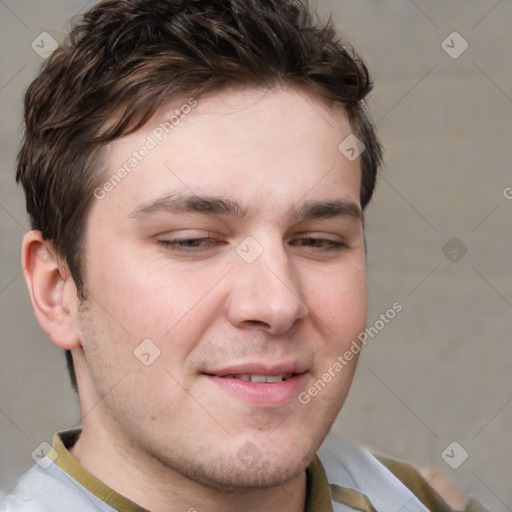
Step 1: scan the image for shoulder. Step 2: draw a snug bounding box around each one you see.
[0,460,115,512]
[377,455,456,511]
[0,494,50,512]
[377,456,488,512]
[317,434,488,512]
[0,464,53,512]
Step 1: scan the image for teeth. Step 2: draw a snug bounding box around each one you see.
[230,374,286,383]
[251,375,268,383]
[264,375,283,383]
[225,373,295,383]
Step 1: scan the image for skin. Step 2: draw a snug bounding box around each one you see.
[23,87,367,512]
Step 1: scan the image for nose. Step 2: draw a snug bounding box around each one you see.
[226,239,309,335]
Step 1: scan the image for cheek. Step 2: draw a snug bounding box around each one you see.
[86,247,178,328]
[84,246,226,359]
[303,260,367,340]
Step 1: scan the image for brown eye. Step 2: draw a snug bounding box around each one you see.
[291,238,346,250]
[159,238,219,252]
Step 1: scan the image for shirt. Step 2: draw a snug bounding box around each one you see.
[0,429,487,511]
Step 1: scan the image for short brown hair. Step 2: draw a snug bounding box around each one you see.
[17,0,382,391]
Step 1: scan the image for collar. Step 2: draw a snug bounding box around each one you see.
[51,428,334,512]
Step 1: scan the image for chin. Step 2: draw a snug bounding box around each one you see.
[201,454,311,493]
[167,441,315,494]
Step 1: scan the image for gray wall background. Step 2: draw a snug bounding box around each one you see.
[0,1,510,510]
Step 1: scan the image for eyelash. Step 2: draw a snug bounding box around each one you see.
[158,237,347,253]
[158,238,220,252]
[291,238,347,250]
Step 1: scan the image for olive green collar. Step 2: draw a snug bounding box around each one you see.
[51,428,334,512]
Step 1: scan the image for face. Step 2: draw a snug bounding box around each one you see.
[74,87,366,491]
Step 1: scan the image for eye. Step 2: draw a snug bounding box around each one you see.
[158,237,221,253]
[290,237,347,250]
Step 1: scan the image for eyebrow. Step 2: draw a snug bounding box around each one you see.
[294,199,362,222]
[129,193,361,222]
[130,194,248,219]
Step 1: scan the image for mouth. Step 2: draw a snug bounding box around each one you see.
[213,373,296,383]
[203,363,308,407]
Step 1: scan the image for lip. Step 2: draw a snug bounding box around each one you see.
[203,361,309,407]
[205,361,309,377]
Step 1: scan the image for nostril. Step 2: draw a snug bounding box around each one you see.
[243,319,272,329]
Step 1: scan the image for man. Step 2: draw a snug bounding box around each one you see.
[1,0,486,511]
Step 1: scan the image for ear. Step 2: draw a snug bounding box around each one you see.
[21,231,81,350]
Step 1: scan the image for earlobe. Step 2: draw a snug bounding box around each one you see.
[21,231,81,350]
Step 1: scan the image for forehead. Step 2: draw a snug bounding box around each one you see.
[93,86,361,224]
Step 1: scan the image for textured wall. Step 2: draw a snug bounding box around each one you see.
[1,1,510,510]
